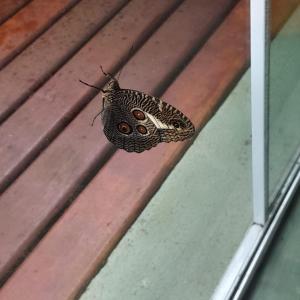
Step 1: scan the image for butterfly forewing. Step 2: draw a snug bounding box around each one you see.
[102,90,160,152]
[99,76,195,153]
[83,69,195,152]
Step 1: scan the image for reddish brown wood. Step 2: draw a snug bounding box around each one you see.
[0,1,246,299]
[271,0,300,36]
[0,0,184,280]
[0,0,182,193]
[0,0,30,25]
[0,0,128,124]
[0,0,297,299]
[0,0,231,294]
[0,0,79,70]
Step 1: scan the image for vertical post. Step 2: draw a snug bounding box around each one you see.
[250,0,269,225]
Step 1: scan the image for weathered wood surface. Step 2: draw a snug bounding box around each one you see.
[0,0,128,124]
[0,0,298,299]
[0,0,31,25]
[0,0,240,298]
[0,0,79,70]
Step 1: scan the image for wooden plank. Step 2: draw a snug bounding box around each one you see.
[0,0,30,25]
[0,0,235,295]
[1,0,298,299]
[1,0,294,123]
[0,1,242,299]
[0,0,128,124]
[0,0,296,299]
[271,0,300,36]
[0,0,169,193]
[0,0,79,70]
[0,0,184,281]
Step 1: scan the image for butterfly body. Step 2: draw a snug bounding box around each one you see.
[82,69,195,153]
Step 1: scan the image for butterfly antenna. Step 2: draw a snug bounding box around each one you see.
[100,65,109,77]
[79,79,105,92]
[100,65,118,81]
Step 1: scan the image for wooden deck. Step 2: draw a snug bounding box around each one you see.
[0,1,297,299]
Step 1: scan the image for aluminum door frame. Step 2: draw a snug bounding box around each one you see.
[212,1,300,298]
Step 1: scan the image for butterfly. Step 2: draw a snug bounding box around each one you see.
[80,66,195,153]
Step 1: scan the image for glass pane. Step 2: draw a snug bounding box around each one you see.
[269,4,300,203]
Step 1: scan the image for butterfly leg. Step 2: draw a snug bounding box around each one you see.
[90,95,106,127]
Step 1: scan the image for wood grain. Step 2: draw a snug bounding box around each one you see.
[0,0,128,123]
[0,0,184,283]
[0,0,30,25]
[0,0,179,193]
[0,0,243,299]
[0,0,298,299]
[0,0,79,70]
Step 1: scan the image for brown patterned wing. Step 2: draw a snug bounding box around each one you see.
[101,89,195,153]
[149,98,195,143]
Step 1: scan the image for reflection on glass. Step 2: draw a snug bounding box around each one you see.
[269,5,300,202]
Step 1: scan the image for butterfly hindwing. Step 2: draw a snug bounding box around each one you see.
[147,96,195,143]
[101,87,195,153]
[102,90,160,152]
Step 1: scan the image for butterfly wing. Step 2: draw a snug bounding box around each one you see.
[102,89,195,153]
[147,97,195,143]
[102,90,160,152]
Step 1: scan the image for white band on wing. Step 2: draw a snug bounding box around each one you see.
[145,112,173,129]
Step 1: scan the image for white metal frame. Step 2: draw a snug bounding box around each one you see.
[212,1,300,299]
[233,164,300,299]
[212,158,300,300]
[250,0,269,226]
